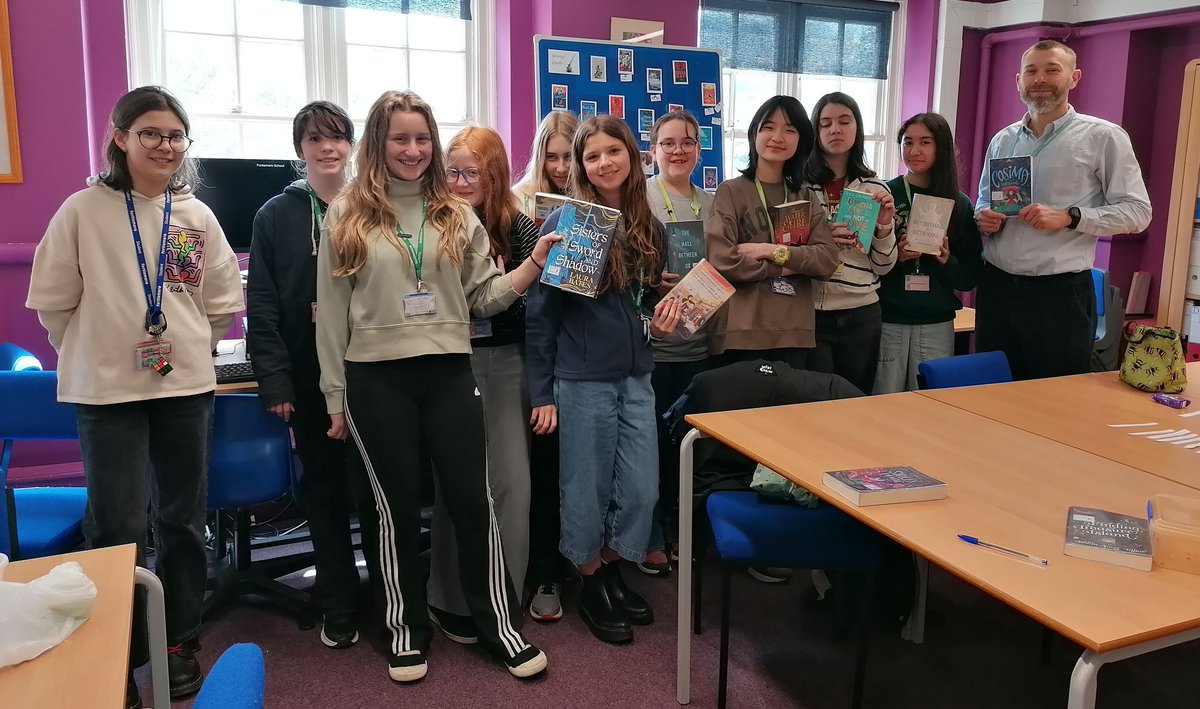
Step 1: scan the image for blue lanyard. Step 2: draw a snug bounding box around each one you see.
[1008,114,1075,159]
[125,190,172,336]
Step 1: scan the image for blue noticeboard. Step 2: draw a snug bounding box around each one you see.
[534,35,725,190]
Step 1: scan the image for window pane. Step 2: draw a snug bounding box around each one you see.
[735,12,777,72]
[840,78,879,135]
[238,40,307,116]
[843,22,881,79]
[409,15,466,52]
[410,50,467,123]
[164,0,233,34]
[345,7,408,47]
[235,0,303,40]
[864,139,884,177]
[241,119,301,159]
[347,46,409,121]
[165,33,238,114]
[699,8,734,61]
[803,18,840,76]
[731,136,750,175]
[189,117,243,159]
[732,70,778,131]
[798,76,838,115]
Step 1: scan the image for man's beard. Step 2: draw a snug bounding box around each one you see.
[1020,85,1065,114]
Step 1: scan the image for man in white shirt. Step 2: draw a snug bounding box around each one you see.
[974,40,1151,380]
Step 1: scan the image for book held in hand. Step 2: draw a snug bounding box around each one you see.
[822,466,947,506]
[1063,506,1152,571]
[772,199,810,246]
[539,198,620,299]
[532,192,568,230]
[905,193,955,255]
[834,190,881,253]
[661,259,735,336]
[989,156,1032,216]
[664,220,704,277]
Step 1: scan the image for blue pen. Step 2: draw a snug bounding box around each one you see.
[958,534,1049,566]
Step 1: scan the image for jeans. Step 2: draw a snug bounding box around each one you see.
[76,392,213,665]
[873,321,955,394]
[648,358,710,553]
[555,374,659,566]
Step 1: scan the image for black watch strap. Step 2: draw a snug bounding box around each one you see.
[1067,207,1082,230]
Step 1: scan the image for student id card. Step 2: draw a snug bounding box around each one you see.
[904,274,931,292]
[134,339,173,371]
[769,278,796,296]
[403,291,438,316]
[469,319,493,339]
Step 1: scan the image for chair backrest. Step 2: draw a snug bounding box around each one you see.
[917,351,1013,390]
[208,395,293,510]
[0,343,43,371]
[1092,268,1107,341]
[193,643,265,709]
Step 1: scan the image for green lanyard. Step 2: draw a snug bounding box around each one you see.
[1008,114,1075,159]
[901,176,923,274]
[305,182,326,224]
[754,178,790,236]
[630,266,646,314]
[396,199,429,284]
[656,177,702,222]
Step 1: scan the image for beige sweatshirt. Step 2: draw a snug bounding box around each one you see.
[26,182,244,404]
[316,178,520,414]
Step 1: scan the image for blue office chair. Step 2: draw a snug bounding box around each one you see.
[707,492,885,709]
[0,342,43,371]
[1091,268,1107,342]
[917,350,1013,390]
[193,643,265,709]
[0,371,88,560]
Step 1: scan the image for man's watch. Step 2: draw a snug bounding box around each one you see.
[1067,207,1082,230]
[772,245,790,266]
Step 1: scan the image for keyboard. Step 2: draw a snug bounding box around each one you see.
[215,360,256,384]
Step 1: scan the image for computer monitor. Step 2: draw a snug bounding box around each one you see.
[192,158,302,253]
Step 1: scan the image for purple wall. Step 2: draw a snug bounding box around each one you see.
[901,0,940,120]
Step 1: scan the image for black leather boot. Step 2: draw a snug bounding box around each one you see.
[579,568,633,643]
[602,561,654,625]
[168,638,204,698]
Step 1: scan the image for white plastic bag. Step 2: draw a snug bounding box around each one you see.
[0,561,98,668]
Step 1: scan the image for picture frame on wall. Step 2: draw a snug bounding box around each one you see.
[0,0,23,184]
[610,17,665,45]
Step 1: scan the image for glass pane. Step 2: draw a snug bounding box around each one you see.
[409,15,466,51]
[735,12,777,72]
[410,50,468,123]
[188,117,242,159]
[347,45,409,122]
[731,135,750,175]
[238,39,307,116]
[165,33,238,114]
[843,22,881,79]
[164,0,233,34]
[840,78,879,135]
[803,18,840,76]
[241,119,302,159]
[345,6,408,47]
[235,0,303,40]
[732,70,778,131]
[798,75,838,116]
[864,139,884,178]
[699,8,734,60]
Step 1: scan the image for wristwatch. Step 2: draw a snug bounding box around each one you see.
[1067,207,1082,230]
[772,245,790,266]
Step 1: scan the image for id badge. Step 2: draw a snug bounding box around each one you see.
[403,291,438,316]
[134,339,173,372]
[769,277,796,296]
[469,319,494,339]
[905,274,931,292]
[311,301,318,323]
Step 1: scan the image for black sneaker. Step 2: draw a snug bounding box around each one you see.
[388,651,428,682]
[125,675,143,709]
[167,641,204,699]
[503,644,548,678]
[320,613,360,649]
[429,606,480,644]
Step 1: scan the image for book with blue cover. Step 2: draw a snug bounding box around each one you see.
[834,189,881,253]
[989,156,1033,216]
[539,198,621,298]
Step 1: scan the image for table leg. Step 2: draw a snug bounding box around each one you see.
[134,567,170,709]
[1066,627,1200,709]
[900,555,928,644]
[677,428,705,705]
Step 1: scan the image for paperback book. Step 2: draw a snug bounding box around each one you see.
[664,220,705,277]
[539,198,621,298]
[1063,506,1153,571]
[532,192,568,230]
[905,193,956,255]
[661,259,735,336]
[822,466,947,507]
[834,190,881,253]
[772,199,811,247]
[989,156,1032,216]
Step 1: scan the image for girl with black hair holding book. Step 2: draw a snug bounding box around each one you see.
[875,113,983,393]
[705,95,840,371]
[316,90,553,683]
[525,115,683,644]
[803,92,897,395]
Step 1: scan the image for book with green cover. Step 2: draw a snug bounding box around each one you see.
[664,220,704,277]
[834,189,881,253]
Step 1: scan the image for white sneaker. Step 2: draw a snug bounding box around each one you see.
[529,583,563,622]
[505,646,548,678]
[388,651,428,682]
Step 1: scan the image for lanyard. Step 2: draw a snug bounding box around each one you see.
[1009,114,1075,159]
[125,190,172,337]
[656,178,702,222]
[630,265,646,313]
[396,199,429,285]
[305,182,326,225]
[754,178,790,237]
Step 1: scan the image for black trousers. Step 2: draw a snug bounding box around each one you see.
[976,263,1095,381]
[344,355,527,661]
[809,302,882,395]
[648,358,711,551]
[526,430,566,587]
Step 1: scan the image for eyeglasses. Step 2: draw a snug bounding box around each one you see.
[445,167,482,184]
[656,139,698,154]
[125,128,193,153]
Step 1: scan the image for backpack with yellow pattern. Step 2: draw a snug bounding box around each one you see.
[1119,325,1188,393]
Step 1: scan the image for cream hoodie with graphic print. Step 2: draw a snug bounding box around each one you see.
[26,182,245,405]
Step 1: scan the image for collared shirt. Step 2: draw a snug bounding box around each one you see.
[974,106,1152,276]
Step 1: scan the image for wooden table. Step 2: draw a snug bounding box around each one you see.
[0,545,136,709]
[919,362,1200,490]
[953,306,975,333]
[675,393,1200,709]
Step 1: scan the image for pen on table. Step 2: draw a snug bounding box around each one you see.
[957,534,1049,567]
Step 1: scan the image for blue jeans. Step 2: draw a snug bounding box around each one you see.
[874,321,955,394]
[555,374,658,565]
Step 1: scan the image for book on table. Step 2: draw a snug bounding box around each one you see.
[664,220,705,277]
[1062,506,1153,571]
[772,199,810,246]
[532,192,569,230]
[988,156,1032,216]
[822,466,947,506]
[834,190,881,253]
[905,193,955,255]
[539,197,620,299]
[661,258,735,336]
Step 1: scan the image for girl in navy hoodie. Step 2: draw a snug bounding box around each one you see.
[526,116,682,644]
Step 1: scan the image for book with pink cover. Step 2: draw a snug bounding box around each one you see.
[662,258,735,336]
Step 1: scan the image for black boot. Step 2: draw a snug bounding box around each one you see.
[125,674,143,709]
[602,562,654,625]
[579,569,633,644]
[168,638,204,699]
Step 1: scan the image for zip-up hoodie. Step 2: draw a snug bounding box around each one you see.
[805,177,898,311]
[26,180,244,404]
[316,178,521,414]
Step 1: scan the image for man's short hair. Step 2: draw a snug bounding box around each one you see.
[1025,39,1077,70]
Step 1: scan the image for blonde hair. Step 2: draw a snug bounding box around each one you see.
[329,90,467,277]
[515,111,579,195]
[447,126,521,261]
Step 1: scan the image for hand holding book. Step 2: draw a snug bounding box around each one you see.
[649,298,683,338]
[830,221,857,249]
